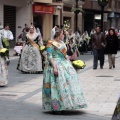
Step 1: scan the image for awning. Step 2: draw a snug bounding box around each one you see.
[33,4,54,14]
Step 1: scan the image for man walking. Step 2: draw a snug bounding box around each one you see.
[92,26,106,69]
[0,24,14,59]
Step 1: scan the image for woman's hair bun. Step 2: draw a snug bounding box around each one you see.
[54,29,62,39]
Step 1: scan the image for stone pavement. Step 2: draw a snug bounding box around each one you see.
[9,48,19,60]
[1,49,120,119]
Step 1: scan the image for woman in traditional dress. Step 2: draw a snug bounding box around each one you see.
[42,29,87,113]
[17,25,43,73]
[0,34,8,86]
[66,29,79,60]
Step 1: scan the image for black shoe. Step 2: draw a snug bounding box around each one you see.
[113,65,115,68]
[109,66,112,69]
[93,67,97,70]
[53,111,61,115]
[100,66,103,69]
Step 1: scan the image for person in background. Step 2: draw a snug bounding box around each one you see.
[67,29,76,44]
[75,30,81,45]
[17,25,43,73]
[89,29,96,53]
[35,24,43,44]
[0,24,14,59]
[104,28,109,36]
[0,33,8,86]
[106,28,119,69]
[117,26,120,50]
[90,29,96,37]
[51,25,59,40]
[17,28,29,43]
[66,29,78,60]
[92,26,106,69]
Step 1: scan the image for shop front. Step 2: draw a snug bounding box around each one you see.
[33,3,62,41]
[0,0,32,47]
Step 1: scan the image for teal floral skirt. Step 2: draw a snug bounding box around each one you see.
[112,96,120,120]
[42,58,87,111]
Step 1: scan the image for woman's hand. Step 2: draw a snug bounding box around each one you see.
[53,67,58,77]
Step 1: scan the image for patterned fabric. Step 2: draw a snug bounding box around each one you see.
[17,33,42,73]
[42,41,87,111]
[0,56,8,86]
[0,34,8,86]
[112,96,120,120]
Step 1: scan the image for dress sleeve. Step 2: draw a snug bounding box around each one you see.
[47,46,53,61]
[46,40,54,61]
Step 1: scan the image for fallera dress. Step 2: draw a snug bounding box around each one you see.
[17,33,42,73]
[0,35,8,86]
[42,40,87,111]
[112,95,120,120]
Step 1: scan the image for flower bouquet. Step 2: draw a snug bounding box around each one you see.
[72,60,86,70]
[40,45,46,52]
[0,48,8,57]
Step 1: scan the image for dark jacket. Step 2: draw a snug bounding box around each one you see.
[92,32,106,49]
[106,35,119,54]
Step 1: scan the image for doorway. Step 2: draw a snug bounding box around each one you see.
[33,14,43,36]
[53,15,58,27]
[4,5,16,48]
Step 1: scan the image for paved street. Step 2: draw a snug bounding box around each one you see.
[0,50,120,120]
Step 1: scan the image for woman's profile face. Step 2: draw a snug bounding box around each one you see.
[110,30,114,35]
[29,27,34,33]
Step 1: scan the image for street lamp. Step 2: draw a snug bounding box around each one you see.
[97,0,108,31]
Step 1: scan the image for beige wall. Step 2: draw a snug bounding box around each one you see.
[43,14,53,40]
[37,8,61,41]
[16,5,32,39]
[78,13,83,33]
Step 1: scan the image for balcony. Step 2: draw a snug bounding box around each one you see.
[33,0,63,5]
[53,0,63,2]
[48,0,63,6]
[63,0,85,6]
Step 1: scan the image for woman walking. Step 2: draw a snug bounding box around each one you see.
[106,28,119,69]
[17,25,43,73]
[0,34,8,86]
[42,29,87,113]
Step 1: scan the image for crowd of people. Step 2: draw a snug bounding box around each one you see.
[0,23,120,115]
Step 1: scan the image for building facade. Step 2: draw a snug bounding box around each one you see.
[0,0,32,47]
[0,0,63,47]
[63,0,84,33]
[83,0,120,34]
[32,0,63,40]
[0,0,85,47]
